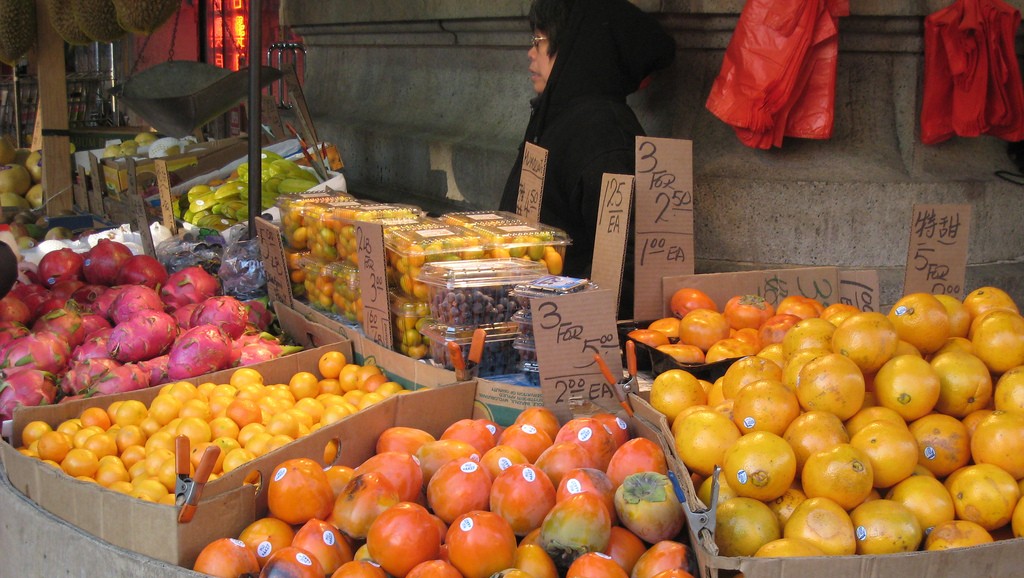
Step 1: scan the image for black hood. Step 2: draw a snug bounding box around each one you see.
[528,0,675,142]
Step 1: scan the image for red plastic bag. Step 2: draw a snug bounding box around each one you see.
[921,0,1024,144]
[706,0,848,149]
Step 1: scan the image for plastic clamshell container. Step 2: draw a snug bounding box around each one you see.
[518,360,541,386]
[422,321,521,377]
[510,275,597,312]
[276,191,356,251]
[511,309,533,340]
[384,220,489,301]
[474,220,571,274]
[440,210,523,229]
[390,292,433,359]
[298,255,361,325]
[284,249,309,301]
[307,201,423,265]
[417,258,549,327]
[513,334,537,363]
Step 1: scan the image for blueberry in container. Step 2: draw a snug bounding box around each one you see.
[510,275,598,313]
[418,258,549,328]
[422,321,521,376]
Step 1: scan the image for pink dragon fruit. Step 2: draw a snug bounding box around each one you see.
[70,284,108,309]
[161,266,220,311]
[0,331,71,374]
[79,313,112,337]
[166,324,233,380]
[87,363,150,396]
[190,296,249,340]
[71,327,114,363]
[61,358,120,397]
[18,286,62,324]
[0,294,30,324]
[138,354,171,387]
[171,303,199,331]
[0,368,58,421]
[109,284,165,325]
[243,299,274,332]
[107,310,179,363]
[87,285,125,320]
[0,322,29,349]
[82,239,134,286]
[31,307,87,349]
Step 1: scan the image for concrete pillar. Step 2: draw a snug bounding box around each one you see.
[281,0,1024,308]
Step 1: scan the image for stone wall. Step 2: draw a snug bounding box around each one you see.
[282,0,1024,307]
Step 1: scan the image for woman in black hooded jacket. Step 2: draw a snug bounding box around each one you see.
[499,0,675,319]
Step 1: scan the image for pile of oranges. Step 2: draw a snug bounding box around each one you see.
[193,407,697,578]
[647,285,1024,558]
[15,351,406,504]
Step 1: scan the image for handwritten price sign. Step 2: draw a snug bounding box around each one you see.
[634,137,694,320]
[591,174,634,313]
[516,142,547,224]
[355,221,393,349]
[903,205,971,299]
[254,217,293,308]
[532,288,622,422]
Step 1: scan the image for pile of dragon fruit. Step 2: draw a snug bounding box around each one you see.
[0,239,300,422]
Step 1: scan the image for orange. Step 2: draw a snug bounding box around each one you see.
[801,443,874,511]
[844,405,905,436]
[672,409,742,478]
[722,431,797,502]
[721,355,784,400]
[627,329,670,349]
[37,431,72,463]
[678,309,731,353]
[781,348,830,394]
[82,432,119,460]
[1014,494,1024,538]
[705,337,758,363]
[872,354,941,421]
[668,287,718,318]
[783,496,856,555]
[795,352,866,421]
[934,336,975,356]
[649,369,707,425]
[766,484,807,528]
[961,408,995,438]
[970,410,1024,479]
[80,406,112,430]
[831,312,899,374]
[886,293,951,354]
[929,350,993,417]
[961,286,1019,321]
[20,421,52,448]
[934,294,972,338]
[892,339,923,358]
[229,367,264,388]
[820,303,860,327]
[924,519,994,550]
[698,472,738,507]
[713,497,781,557]
[994,366,1024,414]
[943,464,1021,530]
[318,350,347,380]
[646,317,682,341]
[849,420,919,489]
[112,399,148,428]
[753,537,826,558]
[756,342,785,368]
[783,410,850,473]
[885,474,955,531]
[908,413,970,477]
[781,318,837,361]
[848,499,923,554]
[969,309,1024,374]
[731,378,801,436]
[61,447,99,478]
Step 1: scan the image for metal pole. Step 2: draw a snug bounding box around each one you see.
[247,0,262,239]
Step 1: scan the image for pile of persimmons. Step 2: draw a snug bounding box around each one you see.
[192,406,697,578]
[643,285,1024,559]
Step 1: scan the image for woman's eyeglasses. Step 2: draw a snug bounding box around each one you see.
[531,36,548,49]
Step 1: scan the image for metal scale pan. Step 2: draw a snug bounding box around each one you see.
[107,61,283,137]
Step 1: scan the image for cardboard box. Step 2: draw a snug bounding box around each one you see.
[289,299,545,426]
[628,392,1024,578]
[100,138,249,199]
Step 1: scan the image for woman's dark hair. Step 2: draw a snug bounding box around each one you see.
[529,0,574,56]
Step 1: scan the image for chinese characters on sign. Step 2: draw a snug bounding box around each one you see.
[516,142,548,224]
[355,221,393,348]
[254,217,293,308]
[903,205,971,299]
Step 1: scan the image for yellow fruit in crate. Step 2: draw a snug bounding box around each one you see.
[795,352,865,421]
[754,537,826,558]
[848,499,923,554]
[714,497,781,557]
[801,443,874,511]
[722,431,796,502]
[885,474,955,532]
[766,485,807,528]
[924,520,994,550]
[969,309,1024,374]
[783,410,850,474]
[930,349,993,417]
[970,411,1024,480]
[872,354,941,421]
[721,355,783,400]
[783,496,856,556]
[673,409,741,478]
[961,286,1019,321]
[831,312,899,374]
[731,378,800,436]
[944,464,1021,531]
[887,293,951,354]
[649,369,706,425]
[994,366,1024,414]
[849,420,918,489]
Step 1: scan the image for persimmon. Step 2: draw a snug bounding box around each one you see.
[556,467,619,525]
[441,418,498,454]
[405,559,463,578]
[193,537,260,578]
[267,458,334,525]
[628,328,671,349]
[668,287,717,318]
[515,543,559,578]
[330,560,388,577]
[554,417,617,471]
[590,412,631,449]
[776,295,824,319]
[566,552,628,578]
[678,309,731,352]
[497,423,554,463]
[354,451,423,503]
[366,502,441,577]
[260,546,324,578]
[447,510,519,578]
[415,439,481,487]
[605,438,668,488]
[490,463,557,536]
[534,442,595,488]
[514,406,561,443]
[723,294,775,330]
[757,314,802,347]
[375,426,435,455]
[602,526,647,576]
[480,444,530,480]
[539,492,612,569]
[331,472,401,540]
[427,457,493,524]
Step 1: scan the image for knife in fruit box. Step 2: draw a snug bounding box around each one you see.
[593,342,636,417]
[175,435,221,523]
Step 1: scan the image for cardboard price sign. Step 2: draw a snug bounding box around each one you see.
[838,269,881,312]
[903,204,971,299]
[355,221,393,349]
[591,174,634,313]
[516,142,547,223]
[154,159,178,235]
[662,267,840,316]
[254,217,293,308]
[531,288,622,423]
[125,157,156,257]
[633,137,694,320]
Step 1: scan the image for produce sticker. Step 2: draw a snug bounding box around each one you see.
[903,204,970,299]
[634,137,694,320]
